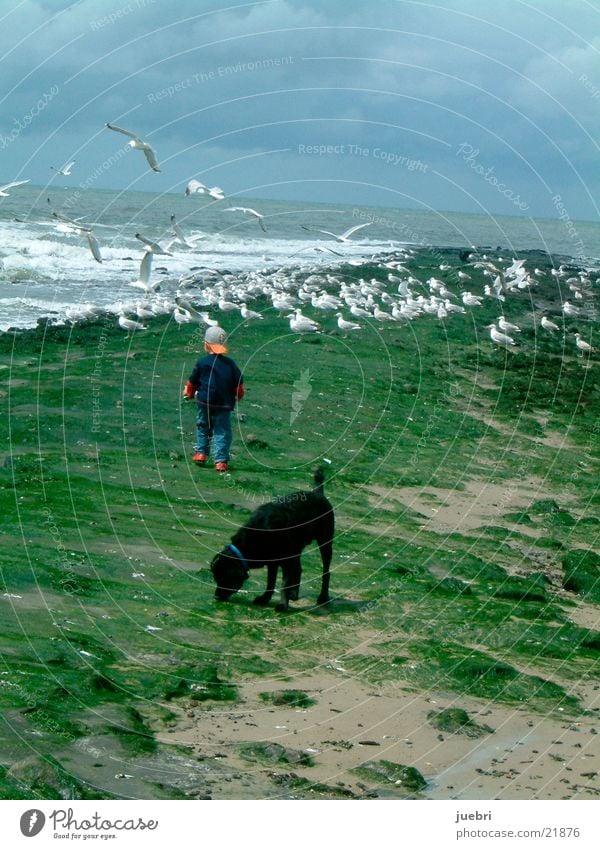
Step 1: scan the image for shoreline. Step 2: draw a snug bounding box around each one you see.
[0,245,592,335]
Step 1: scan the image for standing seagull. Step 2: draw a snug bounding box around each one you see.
[301,222,371,243]
[225,206,267,232]
[336,312,362,336]
[486,323,516,347]
[51,160,75,176]
[541,316,560,332]
[118,310,147,334]
[0,179,29,197]
[105,123,160,172]
[562,301,580,317]
[498,315,521,334]
[574,333,593,354]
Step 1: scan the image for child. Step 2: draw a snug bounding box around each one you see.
[183,326,244,472]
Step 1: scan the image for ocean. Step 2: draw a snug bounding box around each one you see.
[1,184,599,330]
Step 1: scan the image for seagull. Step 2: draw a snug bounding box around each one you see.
[498,315,521,334]
[574,333,593,353]
[372,305,394,321]
[174,298,216,326]
[486,323,516,347]
[0,179,29,197]
[272,295,297,314]
[105,123,160,172]
[217,297,239,312]
[118,311,147,333]
[185,179,224,200]
[135,232,173,256]
[562,301,580,317]
[462,291,483,307]
[240,303,263,320]
[301,222,371,243]
[51,160,75,176]
[286,310,320,333]
[49,207,103,263]
[336,313,361,335]
[173,306,192,327]
[288,244,343,259]
[130,250,158,293]
[349,303,371,319]
[541,316,560,332]
[225,206,267,232]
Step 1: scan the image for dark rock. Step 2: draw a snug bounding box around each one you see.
[259,690,316,708]
[433,577,472,596]
[428,708,494,738]
[238,742,314,767]
[562,550,600,602]
[352,760,427,793]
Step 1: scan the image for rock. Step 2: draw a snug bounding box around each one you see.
[238,742,314,767]
[245,434,269,449]
[562,550,600,602]
[433,577,472,596]
[7,755,82,799]
[493,575,548,602]
[530,499,561,514]
[428,708,494,738]
[352,760,427,793]
[259,690,316,708]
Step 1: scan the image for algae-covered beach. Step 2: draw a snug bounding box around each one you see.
[1,247,598,800]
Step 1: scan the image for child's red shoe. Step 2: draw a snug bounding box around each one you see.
[192,453,207,463]
[215,462,228,472]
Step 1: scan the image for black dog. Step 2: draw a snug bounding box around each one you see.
[210,467,334,611]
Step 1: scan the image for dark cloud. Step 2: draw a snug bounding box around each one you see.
[1,0,598,217]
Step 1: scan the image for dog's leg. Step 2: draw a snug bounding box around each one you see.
[253,564,278,606]
[316,539,333,605]
[276,557,301,612]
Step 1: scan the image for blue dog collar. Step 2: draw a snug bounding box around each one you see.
[227,543,249,575]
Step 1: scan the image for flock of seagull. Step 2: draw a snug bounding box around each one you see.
[0,121,596,354]
[112,248,595,357]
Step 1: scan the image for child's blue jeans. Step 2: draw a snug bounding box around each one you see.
[195,406,232,463]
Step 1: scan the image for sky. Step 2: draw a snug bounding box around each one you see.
[1,0,600,221]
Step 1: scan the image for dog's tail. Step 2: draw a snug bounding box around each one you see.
[313,466,325,495]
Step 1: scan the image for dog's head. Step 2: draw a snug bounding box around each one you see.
[210,546,248,601]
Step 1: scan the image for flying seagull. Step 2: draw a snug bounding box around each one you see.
[225,206,267,232]
[288,244,343,259]
[135,232,173,255]
[48,205,103,263]
[130,250,158,293]
[105,123,160,172]
[300,222,372,243]
[51,160,75,176]
[0,179,29,197]
[185,179,224,200]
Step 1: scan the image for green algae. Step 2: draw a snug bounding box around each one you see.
[352,760,427,793]
[427,708,494,738]
[562,550,600,602]
[259,690,317,708]
[1,248,598,799]
[238,742,314,767]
